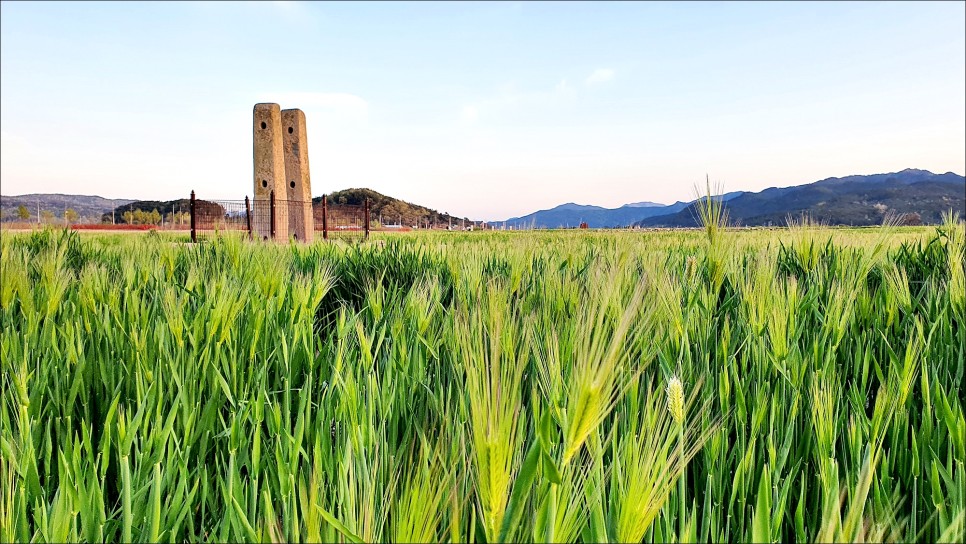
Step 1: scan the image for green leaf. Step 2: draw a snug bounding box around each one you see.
[930,460,944,511]
[498,440,542,542]
[230,494,259,543]
[537,409,555,451]
[752,464,772,543]
[315,504,364,544]
[211,364,235,407]
[541,450,562,485]
[794,475,807,543]
[149,463,162,543]
[121,455,132,543]
[533,486,554,543]
[585,474,608,544]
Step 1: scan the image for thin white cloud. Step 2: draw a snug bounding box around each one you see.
[585,68,615,86]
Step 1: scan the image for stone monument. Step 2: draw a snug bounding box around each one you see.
[282,108,313,242]
[252,103,289,241]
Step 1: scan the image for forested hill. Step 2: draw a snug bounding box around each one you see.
[314,188,473,227]
[92,189,475,228]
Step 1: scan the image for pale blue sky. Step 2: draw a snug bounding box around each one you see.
[1,1,963,220]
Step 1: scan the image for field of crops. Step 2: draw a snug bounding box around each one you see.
[1,216,963,542]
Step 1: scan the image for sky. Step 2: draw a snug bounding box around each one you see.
[1,1,964,221]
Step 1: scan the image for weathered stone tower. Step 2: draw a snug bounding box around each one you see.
[253,103,288,241]
[282,108,313,242]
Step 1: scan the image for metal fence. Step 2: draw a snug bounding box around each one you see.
[190,190,369,242]
[190,197,250,235]
[316,194,370,241]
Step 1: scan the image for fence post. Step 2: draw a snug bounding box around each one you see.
[244,196,252,240]
[322,194,328,240]
[189,190,196,243]
[269,190,276,240]
[364,197,370,239]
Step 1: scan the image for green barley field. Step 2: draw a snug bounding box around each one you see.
[1,216,963,542]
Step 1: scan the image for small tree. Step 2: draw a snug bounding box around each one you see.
[899,212,922,226]
[166,211,190,225]
[64,208,79,224]
[40,210,55,223]
[123,211,134,224]
[150,209,162,225]
[17,205,29,220]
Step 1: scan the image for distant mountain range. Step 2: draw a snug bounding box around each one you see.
[0,193,134,222]
[500,191,745,229]
[497,169,963,228]
[623,201,666,208]
[3,168,962,228]
[635,169,964,227]
[500,201,689,229]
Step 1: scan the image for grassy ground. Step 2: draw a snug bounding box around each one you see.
[1,220,963,542]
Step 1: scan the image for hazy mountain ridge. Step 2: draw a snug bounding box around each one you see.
[498,190,748,229]
[622,201,666,208]
[4,169,962,228]
[1,193,135,221]
[501,200,690,229]
[636,169,965,227]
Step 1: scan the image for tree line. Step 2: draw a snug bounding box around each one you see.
[4,205,79,223]
[3,204,190,226]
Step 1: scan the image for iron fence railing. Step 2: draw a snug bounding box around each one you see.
[191,198,250,234]
[316,194,369,240]
[189,190,370,242]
